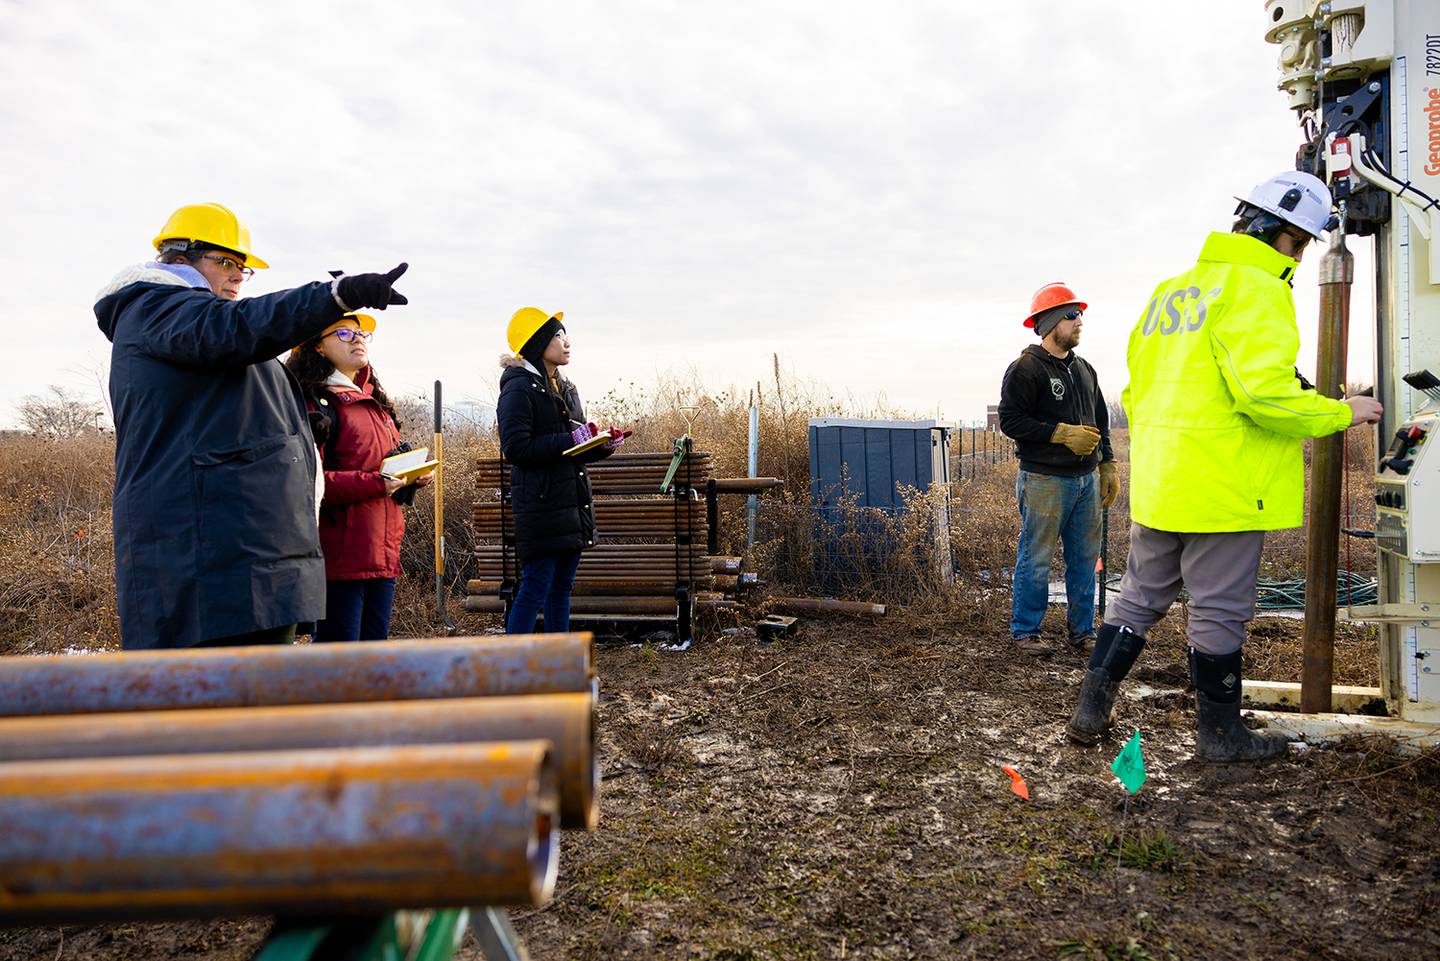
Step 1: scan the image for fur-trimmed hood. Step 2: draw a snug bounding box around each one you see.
[499,353,541,375]
[94,263,204,304]
[95,265,216,343]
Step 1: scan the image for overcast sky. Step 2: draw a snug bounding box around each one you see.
[0,1,1377,430]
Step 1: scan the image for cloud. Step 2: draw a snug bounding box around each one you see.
[0,1,1368,430]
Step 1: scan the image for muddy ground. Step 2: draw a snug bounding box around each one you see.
[2,604,1437,961]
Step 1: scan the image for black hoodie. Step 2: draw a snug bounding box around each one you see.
[998,344,1113,476]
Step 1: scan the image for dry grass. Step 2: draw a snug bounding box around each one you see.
[0,375,1384,657]
[0,433,118,654]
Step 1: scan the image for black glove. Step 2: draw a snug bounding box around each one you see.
[334,263,409,310]
[392,484,420,507]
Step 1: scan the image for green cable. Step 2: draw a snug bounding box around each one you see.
[1102,572,1378,611]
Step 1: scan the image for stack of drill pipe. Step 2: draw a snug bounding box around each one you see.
[472,545,714,581]
[0,691,598,831]
[0,635,601,922]
[469,579,692,597]
[0,742,558,922]
[472,498,708,538]
[465,596,687,615]
[474,451,714,493]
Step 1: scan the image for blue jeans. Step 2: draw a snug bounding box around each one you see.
[506,552,583,634]
[1011,470,1101,640]
[315,578,397,643]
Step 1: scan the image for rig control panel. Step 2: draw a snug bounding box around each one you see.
[1375,410,1439,562]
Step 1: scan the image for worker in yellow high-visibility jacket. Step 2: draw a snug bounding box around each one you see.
[1065,171,1383,762]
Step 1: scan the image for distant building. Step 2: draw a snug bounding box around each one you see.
[986,404,999,431]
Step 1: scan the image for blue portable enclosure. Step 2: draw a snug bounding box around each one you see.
[808,418,953,512]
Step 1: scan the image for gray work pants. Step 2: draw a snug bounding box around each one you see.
[1106,523,1265,656]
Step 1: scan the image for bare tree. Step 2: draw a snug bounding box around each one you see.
[1107,398,1128,429]
[18,386,105,439]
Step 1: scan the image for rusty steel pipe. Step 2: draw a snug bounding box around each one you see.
[710,477,784,493]
[0,741,557,923]
[1301,225,1354,715]
[0,635,592,718]
[771,596,887,617]
[0,692,598,830]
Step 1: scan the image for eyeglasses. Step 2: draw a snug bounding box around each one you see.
[1062,309,1084,321]
[197,253,255,279]
[329,328,373,343]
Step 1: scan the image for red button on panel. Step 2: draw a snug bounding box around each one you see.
[1407,426,1424,440]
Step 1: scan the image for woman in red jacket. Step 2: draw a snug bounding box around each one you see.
[285,314,430,642]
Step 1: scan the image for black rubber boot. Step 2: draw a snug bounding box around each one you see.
[1190,649,1289,763]
[1066,623,1145,744]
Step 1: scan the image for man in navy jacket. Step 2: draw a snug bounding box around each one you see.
[94,202,407,649]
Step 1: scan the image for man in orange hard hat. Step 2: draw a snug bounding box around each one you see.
[998,282,1119,657]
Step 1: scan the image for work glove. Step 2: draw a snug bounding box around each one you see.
[1051,422,1101,457]
[1098,461,1120,509]
[331,263,409,311]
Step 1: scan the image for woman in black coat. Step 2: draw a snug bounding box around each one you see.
[497,308,622,633]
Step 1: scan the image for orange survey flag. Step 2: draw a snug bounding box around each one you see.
[1002,765,1030,801]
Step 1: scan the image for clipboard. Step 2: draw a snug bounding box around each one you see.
[563,433,613,457]
[380,447,440,483]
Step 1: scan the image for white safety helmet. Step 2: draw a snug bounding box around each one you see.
[1235,170,1336,240]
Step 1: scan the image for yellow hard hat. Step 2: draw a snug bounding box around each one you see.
[506,307,564,355]
[152,202,270,268]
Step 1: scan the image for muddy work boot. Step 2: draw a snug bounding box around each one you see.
[1066,623,1145,744]
[1189,648,1289,763]
[1015,635,1050,657]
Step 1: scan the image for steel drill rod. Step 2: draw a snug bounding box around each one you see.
[0,635,592,718]
[0,741,558,923]
[710,477,784,492]
[1301,226,1354,714]
[710,556,744,574]
[0,693,597,830]
[770,596,887,616]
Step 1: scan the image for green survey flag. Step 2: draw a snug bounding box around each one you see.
[1111,729,1147,794]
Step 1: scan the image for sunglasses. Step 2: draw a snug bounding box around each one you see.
[1062,309,1083,321]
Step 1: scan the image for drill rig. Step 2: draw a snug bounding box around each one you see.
[1258,0,1440,744]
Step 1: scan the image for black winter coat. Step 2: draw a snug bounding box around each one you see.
[496,363,613,560]
[998,344,1113,476]
[95,268,345,648]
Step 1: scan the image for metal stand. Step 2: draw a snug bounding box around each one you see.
[253,906,522,961]
[499,459,516,622]
[670,437,696,648]
[471,907,530,961]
